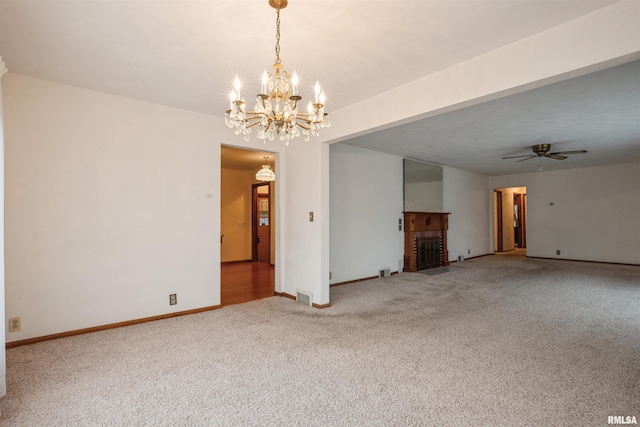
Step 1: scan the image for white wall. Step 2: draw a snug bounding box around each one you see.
[443,167,491,261]
[3,74,221,341]
[330,144,405,283]
[281,139,330,304]
[0,58,7,398]
[329,145,492,283]
[490,163,640,264]
[220,168,252,262]
[3,72,334,343]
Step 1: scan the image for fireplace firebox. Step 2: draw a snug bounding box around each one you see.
[417,237,442,270]
[403,212,450,272]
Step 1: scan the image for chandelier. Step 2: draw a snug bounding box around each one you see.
[256,157,276,182]
[225,0,330,144]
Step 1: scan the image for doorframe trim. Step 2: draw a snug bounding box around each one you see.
[494,190,504,252]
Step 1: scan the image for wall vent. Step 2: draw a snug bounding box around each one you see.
[378,268,391,278]
[296,289,313,306]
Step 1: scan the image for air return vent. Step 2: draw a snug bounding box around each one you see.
[379,268,391,278]
[296,289,313,306]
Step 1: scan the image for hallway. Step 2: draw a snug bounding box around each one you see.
[495,248,527,257]
[221,262,274,306]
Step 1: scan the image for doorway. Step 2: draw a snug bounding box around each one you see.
[252,183,271,264]
[220,146,276,306]
[494,190,504,252]
[513,192,527,249]
[493,186,527,254]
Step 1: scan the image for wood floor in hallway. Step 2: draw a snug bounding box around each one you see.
[221,261,275,306]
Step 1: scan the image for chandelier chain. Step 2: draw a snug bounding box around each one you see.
[274,9,281,65]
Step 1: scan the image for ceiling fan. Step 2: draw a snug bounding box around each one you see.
[502,143,587,162]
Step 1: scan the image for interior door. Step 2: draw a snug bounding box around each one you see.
[494,190,504,252]
[514,193,521,247]
[252,184,271,264]
[256,194,270,263]
[514,193,526,248]
[521,194,527,248]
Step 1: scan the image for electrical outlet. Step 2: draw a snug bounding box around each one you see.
[556,250,561,256]
[9,317,21,332]
[169,294,177,305]
[468,249,471,255]
[329,272,332,280]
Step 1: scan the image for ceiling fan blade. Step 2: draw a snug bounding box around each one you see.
[548,154,568,160]
[550,150,587,155]
[515,155,537,163]
[502,154,536,160]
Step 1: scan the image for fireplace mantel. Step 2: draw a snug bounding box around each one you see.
[403,212,450,272]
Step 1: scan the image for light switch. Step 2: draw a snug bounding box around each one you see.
[309,212,314,222]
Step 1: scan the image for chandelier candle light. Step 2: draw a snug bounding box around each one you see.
[225,0,330,144]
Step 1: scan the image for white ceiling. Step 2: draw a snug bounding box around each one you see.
[1,0,638,176]
[221,146,275,172]
[343,60,640,176]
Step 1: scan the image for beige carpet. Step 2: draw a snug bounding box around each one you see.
[1,255,639,426]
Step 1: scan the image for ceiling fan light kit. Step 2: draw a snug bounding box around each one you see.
[225,0,330,144]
